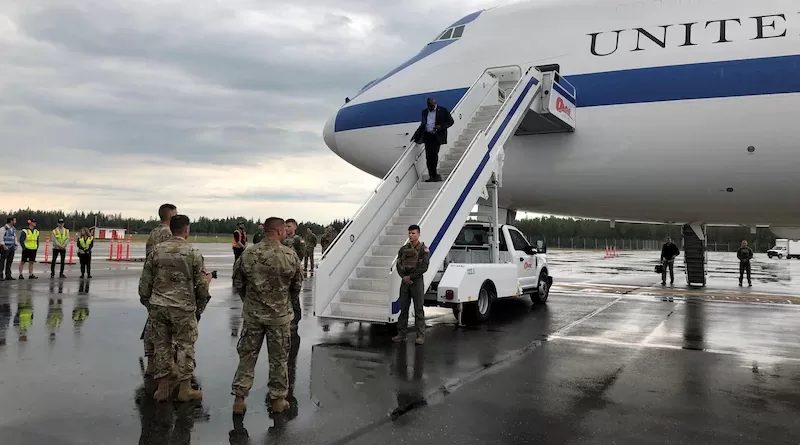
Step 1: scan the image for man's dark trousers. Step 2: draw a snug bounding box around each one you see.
[397,279,425,337]
[51,249,66,276]
[739,260,752,284]
[0,248,14,279]
[423,132,441,180]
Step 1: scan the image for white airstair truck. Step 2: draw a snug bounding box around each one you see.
[314,64,575,326]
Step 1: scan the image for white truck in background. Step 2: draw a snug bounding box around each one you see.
[425,221,552,325]
[767,239,800,259]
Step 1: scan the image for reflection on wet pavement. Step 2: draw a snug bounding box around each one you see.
[0,249,799,445]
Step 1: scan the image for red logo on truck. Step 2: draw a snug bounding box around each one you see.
[556,97,572,117]
[523,262,533,270]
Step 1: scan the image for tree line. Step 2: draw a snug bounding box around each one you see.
[0,209,778,250]
[0,209,350,237]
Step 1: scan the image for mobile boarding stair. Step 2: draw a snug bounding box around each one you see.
[314,65,577,323]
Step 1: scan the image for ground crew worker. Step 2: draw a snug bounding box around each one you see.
[660,236,680,285]
[0,217,17,280]
[392,225,430,345]
[50,218,69,278]
[252,223,265,244]
[77,227,94,279]
[142,203,177,376]
[233,222,247,262]
[138,214,212,403]
[303,228,317,272]
[18,219,39,280]
[320,225,337,253]
[231,217,303,415]
[737,240,754,287]
[282,219,305,326]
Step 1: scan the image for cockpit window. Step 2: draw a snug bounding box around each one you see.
[431,24,466,43]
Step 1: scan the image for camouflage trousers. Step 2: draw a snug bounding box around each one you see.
[231,320,290,400]
[148,305,198,381]
[303,248,315,270]
[143,318,155,357]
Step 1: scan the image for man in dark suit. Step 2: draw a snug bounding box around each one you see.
[411,97,454,182]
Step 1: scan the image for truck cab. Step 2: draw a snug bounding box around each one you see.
[425,222,552,324]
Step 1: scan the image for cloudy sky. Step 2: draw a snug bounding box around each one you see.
[0,0,514,222]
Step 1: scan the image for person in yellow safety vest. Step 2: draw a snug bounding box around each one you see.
[232,221,247,263]
[51,218,69,278]
[18,219,39,280]
[77,227,94,279]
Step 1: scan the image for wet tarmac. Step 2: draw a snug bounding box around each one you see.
[1,247,799,444]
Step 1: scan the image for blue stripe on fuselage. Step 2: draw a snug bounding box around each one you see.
[335,53,800,133]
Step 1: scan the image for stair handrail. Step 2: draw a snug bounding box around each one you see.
[386,66,537,276]
[318,141,422,263]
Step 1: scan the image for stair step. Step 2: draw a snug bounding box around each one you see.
[385,225,411,235]
[405,197,433,207]
[412,188,439,199]
[365,255,394,267]
[339,290,387,305]
[440,159,458,170]
[372,244,403,256]
[356,267,390,279]
[379,234,408,245]
[329,302,388,322]
[348,277,389,292]
[394,215,421,225]
[399,206,426,217]
[445,150,466,161]
[417,182,443,190]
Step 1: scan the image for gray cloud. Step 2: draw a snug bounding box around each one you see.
[0,0,504,219]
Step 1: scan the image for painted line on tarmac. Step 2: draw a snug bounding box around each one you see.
[547,335,800,363]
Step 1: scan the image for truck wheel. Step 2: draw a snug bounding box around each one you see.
[531,271,550,304]
[779,254,783,259]
[455,283,495,325]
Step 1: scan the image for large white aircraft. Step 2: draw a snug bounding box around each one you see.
[323,0,800,236]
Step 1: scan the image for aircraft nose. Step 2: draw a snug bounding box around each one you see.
[323,112,338,154]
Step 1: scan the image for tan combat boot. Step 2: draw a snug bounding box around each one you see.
[270,398,290,413]
[153,378,172,402]
[176,379,203,402]
[232,396,247,415]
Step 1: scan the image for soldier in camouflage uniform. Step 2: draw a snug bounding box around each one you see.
[139,214,212,403]
[142,203,177,376]
[392,225,430,345]
[282,218,305,326]
[303,228,317,272]
[320,225,337,254]
[231,217,303,415]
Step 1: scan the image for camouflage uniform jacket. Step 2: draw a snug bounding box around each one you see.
[282,234,305,261]
[397,241,430,281]
[138,237,211,314]
[320,229,337,251]
[233,239,303,326]
[304,233,318,249]
[145,224,173,259]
